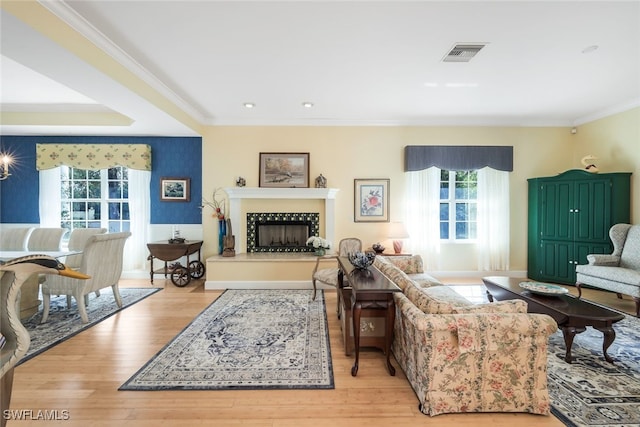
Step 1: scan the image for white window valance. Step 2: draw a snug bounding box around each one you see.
[36,143,151,171]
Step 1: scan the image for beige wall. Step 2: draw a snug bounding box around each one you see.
[571,107,639,224]
[201,108,637,272]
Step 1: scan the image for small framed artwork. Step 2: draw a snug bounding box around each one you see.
[259,152,310,188]
[160,177,190,202]
[354,178,390,222]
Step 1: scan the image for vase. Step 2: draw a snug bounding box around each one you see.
[218,219,226,254]
[314,248,326,256]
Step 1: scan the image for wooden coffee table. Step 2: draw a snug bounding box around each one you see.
[482,276,625,363]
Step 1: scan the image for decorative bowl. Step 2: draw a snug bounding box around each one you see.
[519,281,569,296]
[348,251,376,270]
[372,243,385,254]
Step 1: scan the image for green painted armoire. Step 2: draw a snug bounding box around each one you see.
[527,170,631,285]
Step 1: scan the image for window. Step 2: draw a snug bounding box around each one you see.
[60,166,130,235]
[439,170,477,240]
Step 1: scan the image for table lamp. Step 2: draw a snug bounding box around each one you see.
[388,222,409,254]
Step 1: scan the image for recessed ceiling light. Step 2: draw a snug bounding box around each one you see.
[582,45,599,54]
[243,102,255,108]
[302,102,314,108]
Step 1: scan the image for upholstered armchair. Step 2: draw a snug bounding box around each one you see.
[41,232,131,324]
[576,223,640,316]
[311,238,361,309]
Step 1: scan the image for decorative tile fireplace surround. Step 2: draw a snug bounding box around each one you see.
[204,187,339,290]
[224,187,339,254]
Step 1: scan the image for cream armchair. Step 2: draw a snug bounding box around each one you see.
[64,228,107,268]
[576,223,640,316]
[27,228,65,251]
[41,232,131,324]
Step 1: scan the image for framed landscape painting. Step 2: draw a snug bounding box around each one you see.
[161,177,190,202]
[259,152,310,188]
[354,178,390,222]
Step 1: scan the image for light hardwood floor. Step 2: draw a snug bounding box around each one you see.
[7,277,636,427]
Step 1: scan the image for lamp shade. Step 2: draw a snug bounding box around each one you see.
[388,222,409,239]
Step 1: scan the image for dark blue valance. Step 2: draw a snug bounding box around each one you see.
[404,145,513,172]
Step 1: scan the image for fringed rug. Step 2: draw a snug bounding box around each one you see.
[19,287,161,364]
[119,289,334,391]
[547,313,640,426]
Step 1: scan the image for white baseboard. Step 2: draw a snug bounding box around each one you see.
[205,280,333,291]
[434,270,527,278]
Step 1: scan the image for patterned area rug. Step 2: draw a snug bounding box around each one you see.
[548,313,640,426]
[119,289,334,390]
[19,287,161,364]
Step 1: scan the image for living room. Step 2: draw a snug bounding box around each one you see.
[1,1,639,426]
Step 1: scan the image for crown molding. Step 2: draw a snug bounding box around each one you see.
[39,0,207,124]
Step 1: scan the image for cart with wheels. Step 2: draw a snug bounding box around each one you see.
[146,240,205,287]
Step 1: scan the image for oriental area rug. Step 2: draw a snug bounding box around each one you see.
[119,289,334,391]
[19,287,161,364]
[547,313,640,427]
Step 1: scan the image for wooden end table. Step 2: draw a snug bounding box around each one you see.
[338,257,401,376]
[482,276,625,363]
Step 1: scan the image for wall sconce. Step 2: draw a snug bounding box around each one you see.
[388,221,409,254]
[0,154,11,181]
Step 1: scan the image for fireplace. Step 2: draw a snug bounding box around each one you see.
[247,212,319,253]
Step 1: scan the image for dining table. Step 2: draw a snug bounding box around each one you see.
[0,250,81,319]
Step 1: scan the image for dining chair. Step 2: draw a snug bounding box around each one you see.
[27,228,65,251]
[63,228,107,307]
[41,232,131,324]
[311,237,362,313]
[65,228,107,268]
[0,227,34,251]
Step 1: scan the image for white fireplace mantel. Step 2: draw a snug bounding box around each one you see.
[223,187,339,253]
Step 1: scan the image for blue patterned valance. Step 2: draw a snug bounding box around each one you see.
[405,145,513,172]
[36,143,151,171]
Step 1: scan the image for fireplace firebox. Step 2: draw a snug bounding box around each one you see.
[247,212,319,253]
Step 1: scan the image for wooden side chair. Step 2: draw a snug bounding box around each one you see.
[311,237,362,313]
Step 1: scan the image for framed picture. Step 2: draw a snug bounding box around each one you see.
[259,152,310,188]
[354,178,390,222]
[160,177,190,202]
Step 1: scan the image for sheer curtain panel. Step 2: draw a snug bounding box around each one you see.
[476,167,510,271]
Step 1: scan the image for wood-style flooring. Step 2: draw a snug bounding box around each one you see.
[7,276,636,426]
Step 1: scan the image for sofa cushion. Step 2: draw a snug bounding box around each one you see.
[380,254,424,274]
[405,284,473,314]
[409,273,444,288]
[373,257,418,292]
[576,265,640,285]
[450,299,528,314]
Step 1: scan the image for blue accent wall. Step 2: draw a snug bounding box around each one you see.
[0,135,202,224]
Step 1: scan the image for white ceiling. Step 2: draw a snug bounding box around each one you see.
[1,1,639,136]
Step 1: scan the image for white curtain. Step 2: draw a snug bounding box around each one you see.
[39,167,62,227]
[477,167,510,271]
[125,169,150,271]
[39,167,150,272]
[405,167,441,270]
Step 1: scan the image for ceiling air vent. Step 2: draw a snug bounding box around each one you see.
[442,44,486,62]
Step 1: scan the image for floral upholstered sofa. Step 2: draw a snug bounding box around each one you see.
[374,255,558,417]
